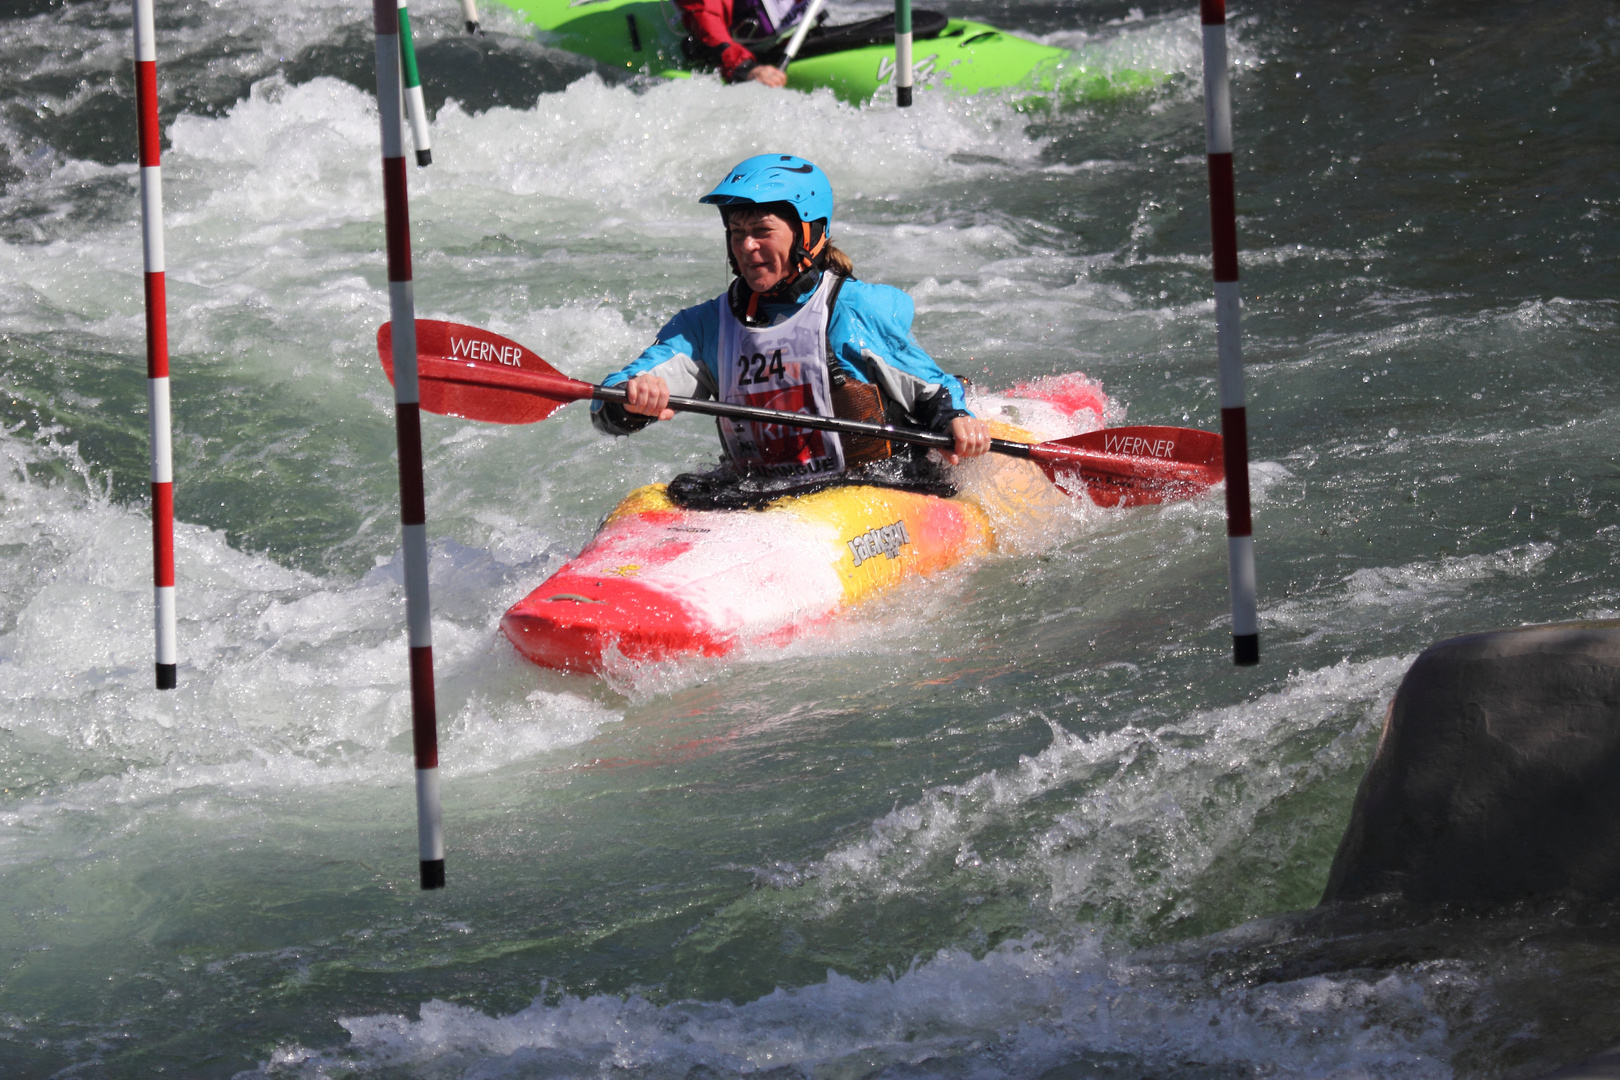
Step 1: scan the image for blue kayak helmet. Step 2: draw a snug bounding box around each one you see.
[702,154,835,295]
[700,153,834,229]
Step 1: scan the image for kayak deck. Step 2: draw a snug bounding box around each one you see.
[500,478,999,672]
[501,375,1114,675]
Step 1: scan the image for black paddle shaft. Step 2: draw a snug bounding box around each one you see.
[592,384,1037,459]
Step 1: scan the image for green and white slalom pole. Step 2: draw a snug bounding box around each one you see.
[894,0,913,106]
[373,0,446,890]
[458,0,480,34]
[1199,0,1258,666]
[398,0,432,166]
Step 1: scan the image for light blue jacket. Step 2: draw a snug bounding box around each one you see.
[591,272,970,436]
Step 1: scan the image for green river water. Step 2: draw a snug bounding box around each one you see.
[1,0,1619,1076]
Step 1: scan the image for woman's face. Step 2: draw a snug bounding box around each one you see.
[727,210,797,293]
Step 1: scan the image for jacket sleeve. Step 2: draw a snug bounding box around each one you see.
[673,0,759,82]
[591,298,724,436]
[828,281,972,433]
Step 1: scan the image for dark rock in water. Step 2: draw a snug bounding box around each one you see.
[1322,621,1620,906]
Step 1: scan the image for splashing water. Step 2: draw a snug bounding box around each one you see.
[3,0,1620,1077]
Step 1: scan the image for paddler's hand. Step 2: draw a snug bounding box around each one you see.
[623,373,675,421]
[945,416,991,464]
[746,64,788,88]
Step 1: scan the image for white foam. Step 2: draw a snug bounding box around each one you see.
[747,656,1404,930]
[1036,9,1261,91]
[243,648,1441,1078]
[1265,545,1557,642]
[0,431,621,858]
[257,930,1456,1080]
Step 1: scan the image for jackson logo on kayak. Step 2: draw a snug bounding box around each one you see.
[448,335,524,368]
[1101,432,1179,458]
[848,520,911,568]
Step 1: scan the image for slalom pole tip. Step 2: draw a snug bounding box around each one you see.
[1233,634,1259,666]
[466,20,480,33]
[416,149,432,167]
[420,859,446,889]
[897,86,912,107]
[156,663,177,690]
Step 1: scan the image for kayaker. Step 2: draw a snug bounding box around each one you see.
[592,154,991,507]
[674,0,817,86]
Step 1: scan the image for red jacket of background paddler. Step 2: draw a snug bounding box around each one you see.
[674,0,760,82]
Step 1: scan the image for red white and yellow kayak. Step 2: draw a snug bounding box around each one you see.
[501,376,1110,674]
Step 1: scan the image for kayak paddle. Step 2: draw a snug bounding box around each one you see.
[376,320,1224,508]
[778,0,828,71]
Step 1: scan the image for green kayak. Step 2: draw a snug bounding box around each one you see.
[495,0,1166,104]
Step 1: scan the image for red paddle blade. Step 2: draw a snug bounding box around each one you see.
[1029,425,1224,508]
[377,320,596,424]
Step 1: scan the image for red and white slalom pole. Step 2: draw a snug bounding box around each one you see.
[1199,0,1258,666]
[373,0,445,889]
[133,0,176,691]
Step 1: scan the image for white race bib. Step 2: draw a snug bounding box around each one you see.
[717,274,845,478]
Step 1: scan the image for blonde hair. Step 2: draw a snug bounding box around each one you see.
[823,243,854,278]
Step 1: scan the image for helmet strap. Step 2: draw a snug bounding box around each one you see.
[757,219,828,301]
[794,220,828,276]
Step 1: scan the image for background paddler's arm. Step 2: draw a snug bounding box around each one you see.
[672,0,759,82]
